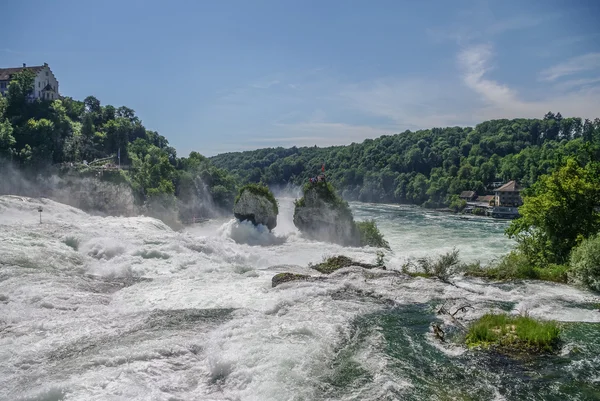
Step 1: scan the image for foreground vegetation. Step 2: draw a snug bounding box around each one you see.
[465,313,560,354]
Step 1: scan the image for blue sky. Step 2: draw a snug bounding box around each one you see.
[3,0,600,156]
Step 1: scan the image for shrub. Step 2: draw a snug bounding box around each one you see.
[472,207,486,216]
[448,195,466,212]
[355,220,390,249]
[464,251,569,283]
[465,313,560,353]
[402,248,462,282]
[569,234,600,291]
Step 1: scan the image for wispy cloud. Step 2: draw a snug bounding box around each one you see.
[539,53,600,81]
[457,44,600,119]
[458,44,517,105]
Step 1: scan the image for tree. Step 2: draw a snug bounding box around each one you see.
[506,159,600,265]
[6,69,36,118]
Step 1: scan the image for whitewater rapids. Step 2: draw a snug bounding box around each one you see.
[0,195,599,401]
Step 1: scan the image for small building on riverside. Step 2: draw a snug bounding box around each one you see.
[476,195,495,205]
[459,190,477,202]
[494,180,522,207]
[0,63,59,100]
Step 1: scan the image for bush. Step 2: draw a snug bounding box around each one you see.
[402,248,462,282]
[569,234,600,291]
[472,207,486,216]
[448,195,466,212]
[466,313,560,353]
[464,251,569,283]
[355,220,390,249]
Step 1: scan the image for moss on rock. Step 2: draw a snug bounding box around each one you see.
[234,184,278,230]
[311,255,384,274]
[293,181,388,248]
[271,272,314,287]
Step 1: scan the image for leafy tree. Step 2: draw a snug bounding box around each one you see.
[506,159,600,265]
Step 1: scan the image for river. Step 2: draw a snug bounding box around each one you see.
[0,195,599,401]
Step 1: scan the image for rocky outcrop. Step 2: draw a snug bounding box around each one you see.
[293,182,360,246]
[311,255,384,274]
[233,184,278,231]
[272,255,386,288]
[293,182,389,248]
[271,273,315,287]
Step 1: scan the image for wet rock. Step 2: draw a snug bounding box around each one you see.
[293,182,360,246]
[272,272,315,287]
[311,255,385,274]
[293,182,388,248]
[233,184,278,231]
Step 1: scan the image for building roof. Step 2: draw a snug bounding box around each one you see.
[460,190,476,198]
[477,195,495,202]
[496,180,521,192]
[0,66,44,81]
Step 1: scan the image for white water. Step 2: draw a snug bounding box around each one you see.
[1,195,599,401]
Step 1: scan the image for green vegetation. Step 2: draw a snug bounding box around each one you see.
[294,181,388,247]
[507,158,600,266]
[211,113,600,209]
[472,207,486,216]
[402,249,465,282]
[235,183,278,214]
[0,69,238,222]
[569,234,600,291]
[465,251,569,283]
[355,220,390,249]
[271,272,313,287]
[311,255,381,274]
[448,195,466,212]
[465,313,560,353]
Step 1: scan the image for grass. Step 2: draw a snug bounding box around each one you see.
[235,183,278,214]
[465,313,560,353]
[464,251,569,283]
[355,220,390,249]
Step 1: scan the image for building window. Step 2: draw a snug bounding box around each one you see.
[46,71,49,76]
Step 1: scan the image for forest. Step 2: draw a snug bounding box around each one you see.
[211,114,600,207]
[1,67,600,219]
[0,69,238,220]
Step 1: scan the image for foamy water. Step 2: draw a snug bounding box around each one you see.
[0,195,599,401]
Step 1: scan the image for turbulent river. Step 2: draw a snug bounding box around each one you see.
[1,195,599,401]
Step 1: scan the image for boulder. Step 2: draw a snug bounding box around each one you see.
[311,255,384,274]
[272,272,317,287]
[233,184,278,231]
[293,182,360,246]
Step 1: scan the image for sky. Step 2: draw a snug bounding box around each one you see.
[3,0,600,156]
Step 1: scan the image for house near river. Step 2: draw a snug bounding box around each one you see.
[463,180,523,219]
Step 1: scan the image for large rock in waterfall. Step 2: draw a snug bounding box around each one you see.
[233,184,278,231]
[293,181,389,248]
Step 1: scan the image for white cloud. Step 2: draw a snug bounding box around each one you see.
[539,53,600,81]
[457,45,600,120]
